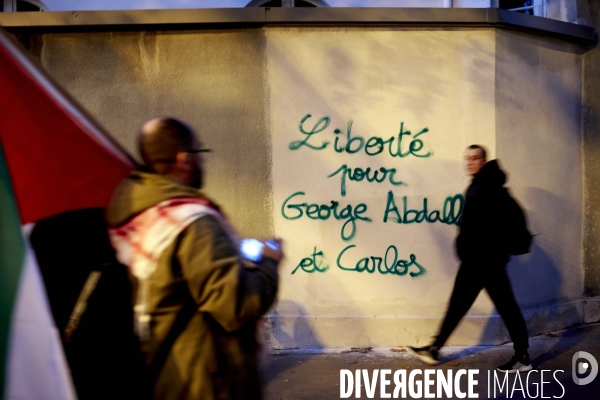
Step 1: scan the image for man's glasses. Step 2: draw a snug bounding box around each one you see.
[152,148,212,163]
[464,156,483,162]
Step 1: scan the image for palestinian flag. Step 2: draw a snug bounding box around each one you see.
[0,28,134,399]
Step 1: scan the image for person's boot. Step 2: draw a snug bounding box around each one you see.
[497,353,532,373]
[406,345,440,366]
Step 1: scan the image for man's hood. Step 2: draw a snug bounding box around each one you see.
[106,170,205,227]
[473,159,507,187]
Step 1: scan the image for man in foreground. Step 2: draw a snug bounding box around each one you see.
[407,145,531,373]
[107,117,282,399]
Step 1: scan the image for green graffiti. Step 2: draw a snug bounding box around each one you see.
[291,247,329,274]
[289,114,432,159]
[327,164,407,197]
[383,191,463,226]
[389,122,431,158]
[336,244,426,277]
[289,114,330,151]
[281,191,371,241]
[334,120,432,158]
[334,120,364,154]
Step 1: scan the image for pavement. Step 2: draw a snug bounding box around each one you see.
[264,323,600,400]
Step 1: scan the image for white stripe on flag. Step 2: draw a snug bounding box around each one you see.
[4,240,77,400]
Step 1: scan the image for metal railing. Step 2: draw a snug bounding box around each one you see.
[0,0,549,18]
[507,0,547,18]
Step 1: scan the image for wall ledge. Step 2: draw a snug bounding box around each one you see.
[266,297,600,349]
[0,8,595,45]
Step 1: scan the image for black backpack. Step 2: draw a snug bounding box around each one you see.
[30,208,148,400]
[503,190,534,255]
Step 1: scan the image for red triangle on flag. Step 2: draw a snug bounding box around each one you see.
[0,28,134,225]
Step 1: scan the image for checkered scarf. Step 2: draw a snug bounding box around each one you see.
[109,197,237,340]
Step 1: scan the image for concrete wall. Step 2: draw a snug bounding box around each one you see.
[495,29,584,334]
[29,30,273,238]
[267,27,584,348]
[268,28,497,348]
[582,0,600,298]
[19,25,591,348]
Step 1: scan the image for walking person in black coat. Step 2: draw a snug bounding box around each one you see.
[407,144,532,373]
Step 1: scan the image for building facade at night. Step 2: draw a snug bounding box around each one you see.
[1,2,599,350]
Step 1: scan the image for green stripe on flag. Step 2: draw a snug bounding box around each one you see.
[0,142,25,394]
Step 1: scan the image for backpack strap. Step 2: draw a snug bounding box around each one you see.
[64,270,102,343]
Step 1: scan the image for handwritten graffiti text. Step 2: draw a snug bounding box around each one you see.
[289,114,432,159]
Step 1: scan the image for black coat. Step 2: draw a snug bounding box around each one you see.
[455,160,511,263]
[30,208,147,400]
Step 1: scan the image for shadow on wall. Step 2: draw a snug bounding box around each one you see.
[267,301,325,350]
[478,185,583,346]
[491,29,584,348]
[509,244,563,308]
[264,300,323,383]
[521,187,582,290]
[266,285,368,350]
[477,243,562,346]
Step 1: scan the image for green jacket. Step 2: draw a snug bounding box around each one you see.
[106,171,278,400]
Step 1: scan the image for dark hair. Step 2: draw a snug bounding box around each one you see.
[467,144,486,160]
[139,117,196,174]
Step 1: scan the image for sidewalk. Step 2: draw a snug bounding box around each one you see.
[264,323,600,400]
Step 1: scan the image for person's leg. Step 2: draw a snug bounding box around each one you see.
[485,262,531,372]
[407,262,483,365]
[431,261,485,348]
[485,263,529,355]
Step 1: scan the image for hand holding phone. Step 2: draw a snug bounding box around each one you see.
[240,239,264,262]
[240,237,284,263]
[262,237,283,263]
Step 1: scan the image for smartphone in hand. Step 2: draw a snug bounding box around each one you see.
[240,238,282,262]
[240,238,263,262]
